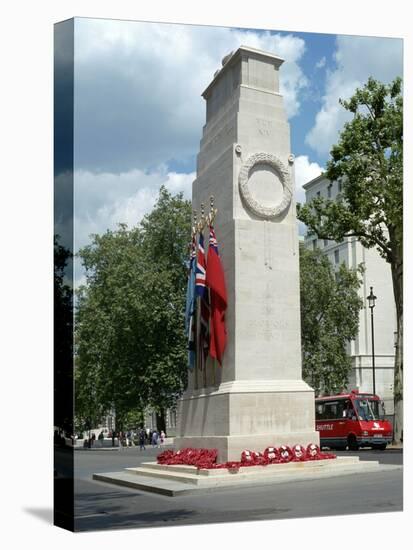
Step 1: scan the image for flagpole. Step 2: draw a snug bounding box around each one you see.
[200,204,207,388]
[191,211,199,390]
[209,196,218,388]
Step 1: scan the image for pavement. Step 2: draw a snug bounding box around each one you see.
[58,446,403,531]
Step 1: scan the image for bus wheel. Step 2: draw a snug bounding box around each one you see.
[374,443,387,451]
[347,435,359,451]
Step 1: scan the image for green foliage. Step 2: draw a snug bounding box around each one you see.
[75,187,191,429]
[300,245,364,396]
[297,77,402,263]
[54,235,74,433]
[297,77,403,441]
[123,408,145,429]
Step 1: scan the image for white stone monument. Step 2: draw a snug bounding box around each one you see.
[175,46,319,462]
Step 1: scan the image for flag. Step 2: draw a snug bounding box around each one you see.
[195,233,207,298]
[198,289,210,371]
[205,226,227,365]
[195,233,210,370]
[185,236,197,369]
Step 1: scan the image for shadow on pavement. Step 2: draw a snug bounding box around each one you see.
[24,508,53,525]
[75,508,197,532]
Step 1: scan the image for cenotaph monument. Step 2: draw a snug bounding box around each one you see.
[174,46,320,462]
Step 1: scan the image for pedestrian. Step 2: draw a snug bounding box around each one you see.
[98,430,104,447]
[152,430,159,448]
[126,430,131,448]
[160,430,165,446]
[118,431,123,450]
[139,428,146,451]
[146,427,150,443]
[91,432,96,447]
[111,430,115,447]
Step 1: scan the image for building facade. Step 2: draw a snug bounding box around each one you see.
[303,174,396,420]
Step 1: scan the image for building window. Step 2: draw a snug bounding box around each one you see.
[334,250,339,264]
[327,184,332,198]
[312,239,317,251]
[338,181,342,192]
[316,191,321,198]
[324,239,328,247]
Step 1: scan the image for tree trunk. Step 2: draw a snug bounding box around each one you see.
[390,241,403,444]
[156,409,166,434]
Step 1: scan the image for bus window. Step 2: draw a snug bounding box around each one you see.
[354,399,376,421]
[323,401,341,419]
[342,400,355,419]
[367,400,385,420]
[316,403,325,419]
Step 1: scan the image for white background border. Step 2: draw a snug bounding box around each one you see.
[1,0,410,547]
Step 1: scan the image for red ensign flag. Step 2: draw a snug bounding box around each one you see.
[205,226,227,365]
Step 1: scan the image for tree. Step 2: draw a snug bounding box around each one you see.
[54,235,74,435]
[297,77,403,442]
[300,245,364,395]
[75,187,191,430]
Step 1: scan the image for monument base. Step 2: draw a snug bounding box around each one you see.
[175,380,319,462]
[92,457,395,497]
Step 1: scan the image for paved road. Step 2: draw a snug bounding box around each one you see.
[67,446,402,532]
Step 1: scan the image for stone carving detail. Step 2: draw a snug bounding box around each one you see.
[238,152,293,219]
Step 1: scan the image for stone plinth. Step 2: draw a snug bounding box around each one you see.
[175,46,319,462]
[93,457,391,497]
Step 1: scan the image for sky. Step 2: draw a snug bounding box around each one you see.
[59,17,403,285]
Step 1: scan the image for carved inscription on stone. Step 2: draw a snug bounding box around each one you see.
[256,117,273,136]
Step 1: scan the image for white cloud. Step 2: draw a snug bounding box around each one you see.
[293,155,323,237]
[294,154,323,205]
[305,35,403,156]
[72,167,194,285]
[74,19,308,172]
[74,166,194,251]
[315,56,326,69]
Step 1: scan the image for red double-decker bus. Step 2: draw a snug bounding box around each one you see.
[315,390,393,450]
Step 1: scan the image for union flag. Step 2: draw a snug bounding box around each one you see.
[195,233,210,370]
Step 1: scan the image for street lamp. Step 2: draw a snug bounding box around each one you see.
[367,286,377,396]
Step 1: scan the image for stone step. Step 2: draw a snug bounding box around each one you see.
[125,467,202,485]
[125,457,377,487]
[137,456,361,478]
[93,461,393,497]
[93,471,195,496]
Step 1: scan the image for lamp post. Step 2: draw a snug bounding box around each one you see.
[367,286,377,396]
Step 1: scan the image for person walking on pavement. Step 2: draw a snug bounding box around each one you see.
[139,428,146,451]
[151,430,158,448]
[160,430,165,446]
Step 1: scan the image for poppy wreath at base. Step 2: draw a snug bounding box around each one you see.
[279,445,294,462]
[264,446,281,464]
[292,444,307,461]
[240,450,266,466]
[156,444,336,470]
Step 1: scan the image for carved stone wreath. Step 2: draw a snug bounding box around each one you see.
[238,152,293,219]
